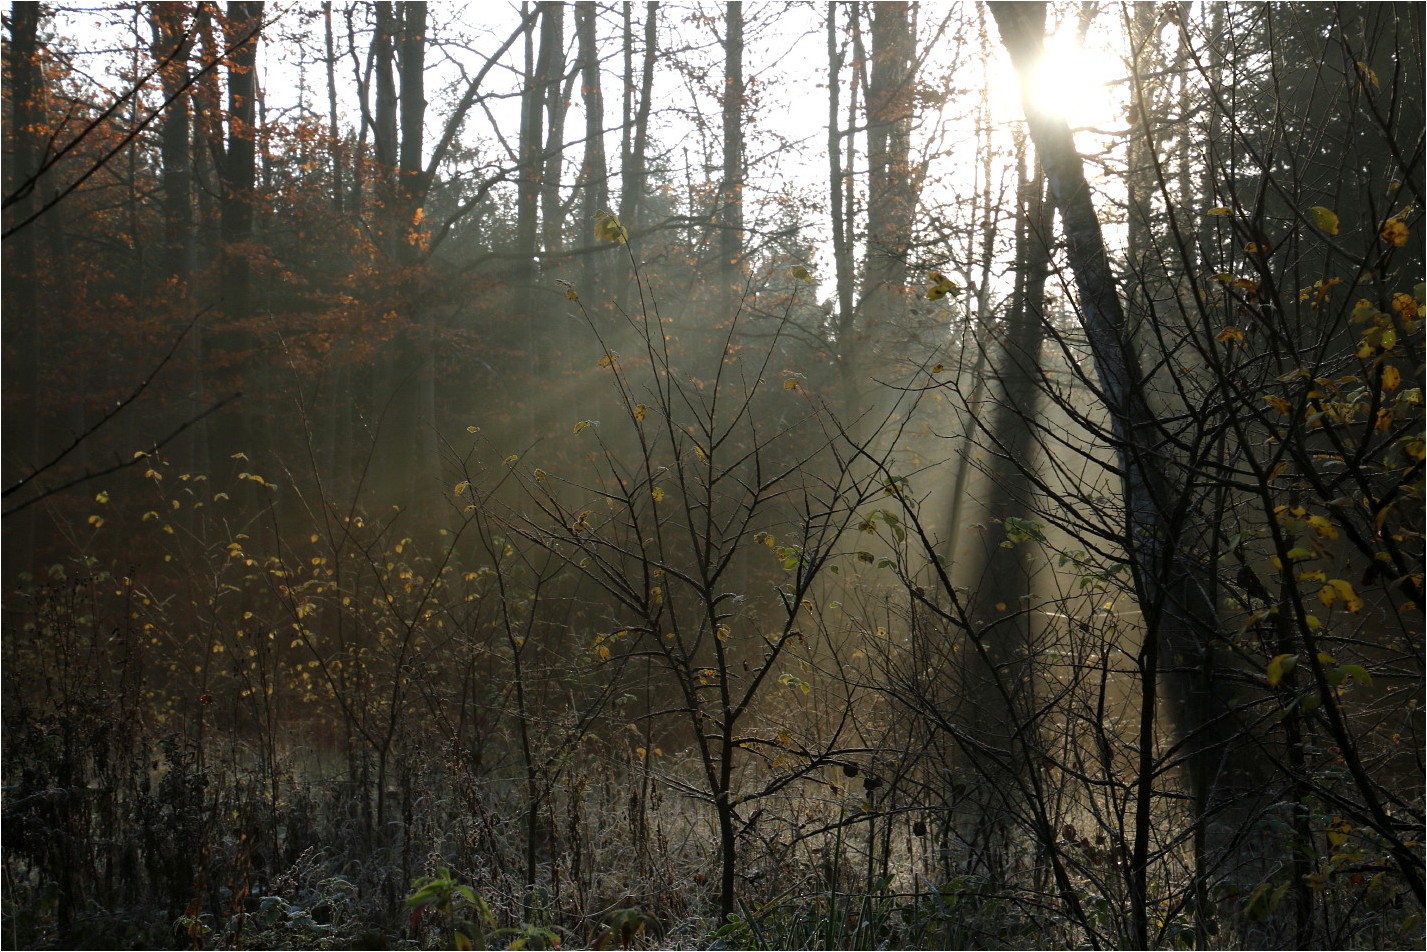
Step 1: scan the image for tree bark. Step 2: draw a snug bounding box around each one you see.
[575,2,609,301]
[149,6,196,285]
[323,2,344,212]
[220,1,263,323]
[718,2,744,287]
[989,0,1253,884]
[851,2,915,416]
[826,4,855,368]
[538,3,568,256]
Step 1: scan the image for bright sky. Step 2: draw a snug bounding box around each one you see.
[29,1,1132,301]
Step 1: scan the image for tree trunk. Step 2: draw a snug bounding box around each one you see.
[718,2,744,295]
[575,1,609,303]
[989,0,1256,885]
[539,3,567,257]
[826,4,855,369]
[616,3,657,310]
[2,0,42,588]
[323,2,344,212]
[851,2,915,417]
[221,1,263,324]
[150,6,196,285]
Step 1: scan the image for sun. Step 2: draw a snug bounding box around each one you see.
[1032,34,1118,129]
[993,30,1120,132]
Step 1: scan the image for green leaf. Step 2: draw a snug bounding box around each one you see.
[1337,663,1372,686]
[1308,206,1340,235]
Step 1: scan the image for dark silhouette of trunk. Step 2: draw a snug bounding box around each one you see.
[372,2,399,251]
[575,2,608,303]
[958,148,1053,875]
[148,6,208,477]
[989,1,1277,916]
[323,2,344,212]
[617,2,657,309]
[149,7,196,285]
[618,2,658,231]
[2,0,42,679]
[516,3,562,431]
[220,2,262,324]
[718,1,744,311]
[826,4,855,369]
[193,4,225,270]
[851,2,914,417]
[397,4,436,503]
[539,4,567,257]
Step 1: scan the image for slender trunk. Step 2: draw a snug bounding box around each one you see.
[3,0,41,588]
[616,3,657,311]
[718,2,744,286]
[826,5,855,363]
[373,2,399,253]
[221,1,262,324]
[852,2,914,417]
[323,2,344,212]
[539,3,567,256]
[576,2,608,302]
[150,7,196,285]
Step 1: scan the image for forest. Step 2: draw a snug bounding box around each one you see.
[1,2,1422,949]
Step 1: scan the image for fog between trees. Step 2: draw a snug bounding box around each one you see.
[2,2,1423,949]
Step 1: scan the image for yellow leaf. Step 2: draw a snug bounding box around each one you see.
[790,265,813,283]
[651,487,665,503]
[1243,242,1260,253]
[1263,394,1291,414]
[1207,207,1232,217]
[1379,219,1409,247]
[572,420,593,434]
[598,352,618,368]
[565,287,579,302]
[783,378,799,391]
[88,514,104,528]
[1391,292,1420,321]
[594,211,628,243]
[1306,515,1338,540]
[1266,653,1297,687]
[1308,206,1340,235]
[466,425,479,433]
[1216,326,1245,343]
[1327,578,1363,613]
[931,363,944,374]
[533,468,547,481]
[632,404,647,422]
[1381,365,1401,392]
[716,625,730,642]
[925,271,960,300]
[1355,60,1380,89]
[453,480,470,495]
